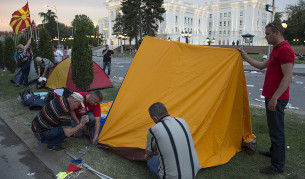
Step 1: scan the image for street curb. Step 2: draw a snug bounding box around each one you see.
[243,68,305,76]
[0,108,57,177]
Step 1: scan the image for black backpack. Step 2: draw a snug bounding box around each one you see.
[17,51,31,66]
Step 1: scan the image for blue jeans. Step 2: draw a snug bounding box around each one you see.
[103,61,111,76]
[19,64,30,86]
[147,155,160,179]
[71,112,95,136]
[41,126,66,148]
[265,97,289,172]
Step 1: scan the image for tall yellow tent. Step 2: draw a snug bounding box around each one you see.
[98,36,256,168]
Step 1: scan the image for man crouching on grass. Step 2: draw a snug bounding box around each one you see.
[145,102,201,179]
[31,92,89,151]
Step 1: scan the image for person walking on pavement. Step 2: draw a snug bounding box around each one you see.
[239,22,295,175]
[145,102,201,179]
[31,92,89,151]
[102,45,115,76]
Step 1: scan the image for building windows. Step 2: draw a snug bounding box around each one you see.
[188,18,190,24]
[185,17,187,23]
[209,14,212,18]
[228,12,231,17]
[219,31,222,35]
[220,13,222,18]
[228,21,231,26]
[175,27,178,33]
[209,22,212,27]
[209,31,212,36]
[224,21,226,26]
[198,19,200,25]
[175,16,178,23]
[240,11,243,17]
[220,21,222,26]
[239,30,242,35]
[228,30,230,35]
[224,30,226,34]
[224,13,227,17]
[240,20,243,26]
[191,18,193,24]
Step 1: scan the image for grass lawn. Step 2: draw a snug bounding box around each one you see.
[246,53,305,64]
[0,70,304,178]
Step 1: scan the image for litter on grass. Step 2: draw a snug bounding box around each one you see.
[286,103,299,110]
[27,172,36,176]
[260,95,264,99]
[247,85,254,87]
[118,77,124,81]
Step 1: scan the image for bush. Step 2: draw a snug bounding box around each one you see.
[38,28,54,63]
[71,23,94,91]
[0,41,4,69]
[4,37,17,73]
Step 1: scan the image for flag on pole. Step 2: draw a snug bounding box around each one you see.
[10,2,31,34]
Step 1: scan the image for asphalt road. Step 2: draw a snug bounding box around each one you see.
[0,118,54,179]
[93,56,305,115]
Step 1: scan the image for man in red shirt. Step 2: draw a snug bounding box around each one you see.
[71,91,103,145]
[239,22,294,174]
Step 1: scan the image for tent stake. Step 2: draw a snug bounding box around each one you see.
[65,150,112,179]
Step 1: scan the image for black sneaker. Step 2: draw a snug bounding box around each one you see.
[48,145,65,151]
[259,150,271,157]
[259,166,283,174]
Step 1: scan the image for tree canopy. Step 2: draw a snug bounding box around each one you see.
[284,0,305,45]
[71,14,94,36]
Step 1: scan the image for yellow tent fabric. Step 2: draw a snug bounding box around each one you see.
[45,58,71,89]
[98,36,255,168]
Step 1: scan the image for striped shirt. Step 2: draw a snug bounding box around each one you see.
[32,97,71,132]
[146,116,201,179]
[37,58,54,69]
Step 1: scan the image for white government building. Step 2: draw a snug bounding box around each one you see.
[99,0,273,48]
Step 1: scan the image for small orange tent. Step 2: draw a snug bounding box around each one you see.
[45,58,112,92]
[98,37,256,168]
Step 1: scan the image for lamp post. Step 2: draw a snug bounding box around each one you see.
[281,20,288,29]
[181,31,192,44]
[206,37,215,46]
[46,3,60,47]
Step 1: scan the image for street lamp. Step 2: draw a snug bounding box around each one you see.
[181,31,192,44]
[46,3,60,47]
[206,37,215,46]
[281,20,288,29]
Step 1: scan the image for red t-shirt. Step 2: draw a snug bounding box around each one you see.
[74,92,101,118]
[262,41,295,100]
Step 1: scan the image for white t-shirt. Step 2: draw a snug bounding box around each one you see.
[67,49,72,58]
[54,50,63,64]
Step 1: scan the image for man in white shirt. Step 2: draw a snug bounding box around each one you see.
[53,45,63,65]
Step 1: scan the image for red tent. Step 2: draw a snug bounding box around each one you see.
[45,58,112,92]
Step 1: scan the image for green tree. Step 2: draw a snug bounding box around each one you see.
[274,12,283,24]
[113,13,124,36]
[38,28,54,63]
[0,41,4,69]
[18,36,27,46]
[121,0,142,48]
[4,37,16,73]
[285,0,305,45]
[142,0,166,37]
[39,10,58,39]
[71,14,94,36]
[71,23,94,91]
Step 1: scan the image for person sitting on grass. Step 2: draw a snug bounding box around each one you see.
[31,92,89,151]
[36,56,54,78]
[71,91,103,145]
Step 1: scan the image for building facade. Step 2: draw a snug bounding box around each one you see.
[99,0,272,48]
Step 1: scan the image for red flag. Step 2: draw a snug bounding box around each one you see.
[10,2,31,34]
[66,164,82,173]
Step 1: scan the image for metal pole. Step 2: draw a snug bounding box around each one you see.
[267,0,275,58]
